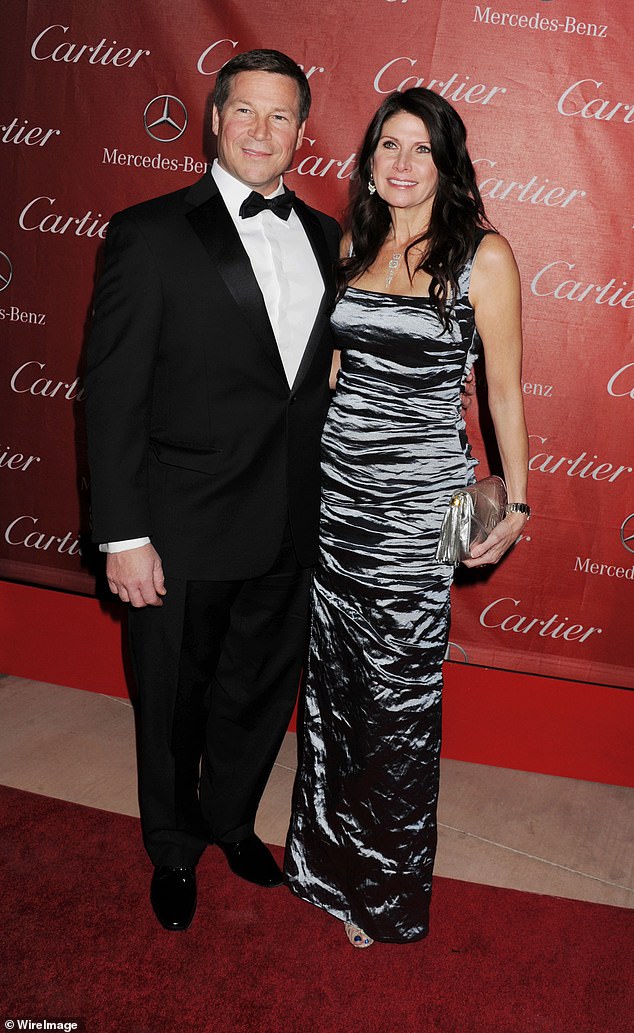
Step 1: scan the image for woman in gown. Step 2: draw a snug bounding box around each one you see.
[284,88,529,947]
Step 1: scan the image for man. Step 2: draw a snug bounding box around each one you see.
[85,50,340,931]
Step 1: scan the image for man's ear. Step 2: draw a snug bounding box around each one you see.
[295,121,307,151]
[211,105,220,136]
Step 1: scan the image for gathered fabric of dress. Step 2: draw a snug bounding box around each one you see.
[284,239,484,943]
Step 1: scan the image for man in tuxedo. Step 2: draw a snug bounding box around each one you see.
[85,49,340,931]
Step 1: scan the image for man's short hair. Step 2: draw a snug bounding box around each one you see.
[213,49,311,124]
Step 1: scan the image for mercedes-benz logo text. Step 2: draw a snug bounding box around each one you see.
[0,251,13,292]
[620,513,634,555]
[144,95,188,143]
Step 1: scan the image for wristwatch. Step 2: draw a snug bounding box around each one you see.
[505,502,531,520]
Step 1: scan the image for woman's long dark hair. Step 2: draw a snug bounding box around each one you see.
[339,88,493,330]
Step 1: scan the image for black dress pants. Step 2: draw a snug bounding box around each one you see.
[127,528,311,867]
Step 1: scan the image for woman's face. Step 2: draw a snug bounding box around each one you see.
[371,111,439,217]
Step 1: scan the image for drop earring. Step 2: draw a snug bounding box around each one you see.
[368,175,376,196]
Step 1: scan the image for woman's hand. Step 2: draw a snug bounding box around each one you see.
[462,510,527,568]
[460,367,476,411]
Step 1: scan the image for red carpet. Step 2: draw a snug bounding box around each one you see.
[0,785,631,1033]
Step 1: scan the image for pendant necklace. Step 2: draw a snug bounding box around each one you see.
[385,251,403,289]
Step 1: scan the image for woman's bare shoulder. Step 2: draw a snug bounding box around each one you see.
[470,232,519,301]
[339,230,353,260]
[474,231,518,274]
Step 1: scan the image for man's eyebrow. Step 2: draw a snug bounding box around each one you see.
[230,97,295,114]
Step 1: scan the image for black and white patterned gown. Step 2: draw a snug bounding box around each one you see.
[284,248,483,943]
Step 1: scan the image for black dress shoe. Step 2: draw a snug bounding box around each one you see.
[216,834,283,887]
[150,866,197,931]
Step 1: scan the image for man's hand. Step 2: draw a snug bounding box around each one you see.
[460,367,476,411]
[106,543,166,607]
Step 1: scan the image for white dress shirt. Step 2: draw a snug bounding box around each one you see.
[103,161,324,554]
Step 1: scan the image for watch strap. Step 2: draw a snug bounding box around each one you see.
[505,502,531,519]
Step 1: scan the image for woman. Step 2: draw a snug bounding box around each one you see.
[284,88,529,947]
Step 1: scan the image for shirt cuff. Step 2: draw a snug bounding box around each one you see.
[99,537,151,553]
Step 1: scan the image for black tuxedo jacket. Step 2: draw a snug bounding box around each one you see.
[85,174,340,579]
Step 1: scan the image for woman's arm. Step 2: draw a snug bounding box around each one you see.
[328,231,353,391]
[329,350,341,391]
[464,233,529,568]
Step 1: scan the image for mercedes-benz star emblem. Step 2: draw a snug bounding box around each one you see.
[144,95,188,143]
[620,513,634,555]
[444,641,469,663]
[0,251,13,292]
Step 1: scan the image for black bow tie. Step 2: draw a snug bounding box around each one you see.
[239,189,296,221]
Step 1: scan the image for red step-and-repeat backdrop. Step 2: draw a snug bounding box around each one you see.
[1,0,632,689]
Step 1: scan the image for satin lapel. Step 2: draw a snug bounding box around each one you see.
[185,187,285,381]
[292,200,337,389]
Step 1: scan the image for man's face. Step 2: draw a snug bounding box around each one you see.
[212,70,305,195]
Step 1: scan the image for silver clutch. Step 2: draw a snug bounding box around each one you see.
[435,475,507,565]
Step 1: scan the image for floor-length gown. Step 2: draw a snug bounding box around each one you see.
[285,249,483,942]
